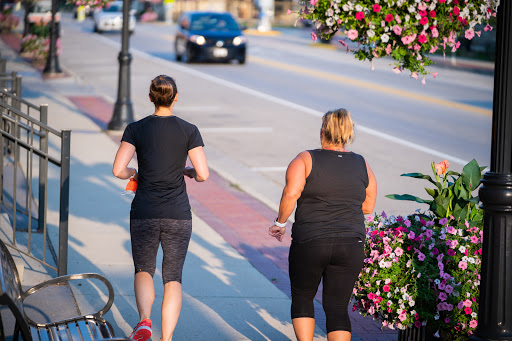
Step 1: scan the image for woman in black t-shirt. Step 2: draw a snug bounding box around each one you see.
[113,75,209,341]
[268,109,377,341]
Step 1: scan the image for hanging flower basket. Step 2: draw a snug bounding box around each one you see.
[66,0,113,9]
[293,0,499,81]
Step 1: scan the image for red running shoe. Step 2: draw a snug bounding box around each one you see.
[129,318,152,341]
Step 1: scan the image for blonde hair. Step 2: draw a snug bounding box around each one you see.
[321,109,354,146]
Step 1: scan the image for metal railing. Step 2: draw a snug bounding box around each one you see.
[0,87,70,276]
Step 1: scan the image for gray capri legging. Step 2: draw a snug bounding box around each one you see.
[130,218,192,284]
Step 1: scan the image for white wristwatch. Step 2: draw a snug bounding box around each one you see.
[273,218,286,228]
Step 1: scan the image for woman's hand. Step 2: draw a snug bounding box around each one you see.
[183,166,196,179]
[268,225,286,242]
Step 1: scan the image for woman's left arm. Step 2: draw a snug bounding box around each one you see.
[362,160,377,214]
[112,142,137,179]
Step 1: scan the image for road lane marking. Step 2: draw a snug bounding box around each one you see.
[201,127,273,133]
[251,167,288,172]
[248,55,492,117]
[94,35,473,165]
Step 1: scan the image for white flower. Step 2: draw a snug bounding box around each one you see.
[381,33,390,43]
[326,17,334,26]
[459,246,467,253]
[395,288,400,293]
[326,8,334,16]
[384,27,389,32]
[397,308,403,314]
[402,294,408,300]
[411,310,416,316]
[415,13,422,20]
[342,4,350,11]
[434,314,440,320]
[355,4,363,11]
[379,259,387,268]
[462,256,469,262]
[409,300,416,307]
[434,279,441,284]
[433,19,437,26]
[408,5,416,13]
[415,216,420,221]
[468,257,476,264]
[429,2,436,10]
[471,312,478,318]
[367,30,375,38]
[467,292,471,298]
[475,280,481,286]
[376,280,382,285]
[387,292,392,298]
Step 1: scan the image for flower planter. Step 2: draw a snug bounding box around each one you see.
[398,325,453,341]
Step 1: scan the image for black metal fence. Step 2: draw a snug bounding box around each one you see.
[0,64,70,276]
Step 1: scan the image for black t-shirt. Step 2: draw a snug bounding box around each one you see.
[121,115,204,220]
[292,149,369,242]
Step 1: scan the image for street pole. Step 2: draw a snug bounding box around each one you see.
[470,0,512,340]
[107,0,134,131]
[43,0,62,75]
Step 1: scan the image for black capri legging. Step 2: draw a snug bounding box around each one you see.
[289,237,365,333]
[130,218,192,284]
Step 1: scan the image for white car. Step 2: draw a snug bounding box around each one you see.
[93,1,135,34]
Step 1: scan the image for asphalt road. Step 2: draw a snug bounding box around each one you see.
[58,14,494,216]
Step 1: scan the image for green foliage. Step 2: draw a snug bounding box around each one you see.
[386,159,485,223]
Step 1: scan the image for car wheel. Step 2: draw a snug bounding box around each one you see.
[238,57,246,64]
[174,43,182,61]
[184,48,194,64]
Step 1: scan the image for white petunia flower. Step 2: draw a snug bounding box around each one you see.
[367,30,375,38]
[355,4,363,11]
[409,300,416,307]
[415,13,422,20]
[326,17,334,26]
[408,6,416,13]
[342,4,350,11]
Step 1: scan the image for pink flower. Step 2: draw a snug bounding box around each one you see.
[399,313,407,322]
[431,27,439,38]
[418,253,426,261]
[393,25,402,35]
[463,299,473,308]
[447,249,455,256]
[418,34,427,43]
[395,15,401,24]
[453,7,460,16]
[429,11,436,18]
[408,231,416,240]
[459,261,468,270]
[385,44,392,55]
[471,236,479,243]
[415,321,421,328]
[465,29,475,40]
[383,284,391,292]
[410,72,418,80]
[484,24,493,31]
[355,12,365,21]
[465,307,472,314]
[470,320,478,328]
[439,292,447,301]
[385,14,393,23]
[419,10,427,17]
[311,32,317,42]
[395,247,403,256]
[373,4,381,12]
[310,0,318,5]
[368,293,376,300]
[420,17,428,26]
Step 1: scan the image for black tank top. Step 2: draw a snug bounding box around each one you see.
[291,149,369,243]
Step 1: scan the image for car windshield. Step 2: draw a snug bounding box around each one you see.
[103,4,122,12]
[190,14,239,31]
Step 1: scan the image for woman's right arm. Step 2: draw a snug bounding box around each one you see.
[185,146,209,182]
[362,161,377,214]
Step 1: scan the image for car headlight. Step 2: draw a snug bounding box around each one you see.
[232,36,247,46]
[190,35,206,45]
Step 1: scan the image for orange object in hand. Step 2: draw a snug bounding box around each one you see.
[124,178,138,194]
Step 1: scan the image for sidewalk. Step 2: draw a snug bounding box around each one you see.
[0,28,402,340]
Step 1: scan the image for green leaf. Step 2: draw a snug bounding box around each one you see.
[401,172,436,185]
[445,171,460,177]
[462,159,483,191]
[468,196,480,204]
[480,166,487,172]
[385,194,432,204]
[431,196,450,218]
[425,188,437,198]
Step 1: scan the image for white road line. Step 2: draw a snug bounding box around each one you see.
[95,35,470,166]
[251,167,288,172]
[201,127,273,133]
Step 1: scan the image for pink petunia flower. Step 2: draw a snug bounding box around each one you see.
[355,12,365,21]
[453,7,460,16]
[395,247,403,256]
[484,24,493,31]
[385,44,392,55]
[383,284,391,292]
[418,253,426,261]
[310,0,318,5]
[465,29,475,40]
[429,11,436,18]
[470,320,478,328]
[439,292,448,301]
[418,35,427,44]
[463,299,473,308]
[373,4,381,12]
[393,25,402,35]
[420,17,428,25]
[419,10,427,17]
[459,261,468,270]
[447,249,455,256]
[465,307,472,314]
[385,14,393,22]
[311,32,317,42]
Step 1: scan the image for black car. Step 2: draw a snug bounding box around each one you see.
[175,11,247,64]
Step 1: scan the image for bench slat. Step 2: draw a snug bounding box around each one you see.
[49,326,60,341]
[67,321,83,341]
[30,326,40,341]
[35,327,51,341]
[87,321,102,340]
[77,320,93,341]
[98,322,113,339]
[58,324,70,341]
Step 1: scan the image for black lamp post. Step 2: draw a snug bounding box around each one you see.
[107,0,134,131]
[43,0,62,75]
[469,0,512,340]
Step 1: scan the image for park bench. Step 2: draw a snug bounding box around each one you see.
[0,239,129,341]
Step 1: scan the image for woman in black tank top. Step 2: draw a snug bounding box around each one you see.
[269,109,377,341]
